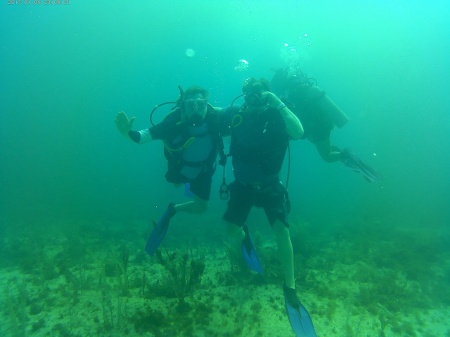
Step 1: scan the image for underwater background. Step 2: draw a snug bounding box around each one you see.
[1,1,449,336]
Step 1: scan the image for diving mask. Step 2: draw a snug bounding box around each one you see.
[244,92,267,108]
[183,98,207,112]
[183,98,207,124]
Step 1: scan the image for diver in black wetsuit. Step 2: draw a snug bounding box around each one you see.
[221,77,317,336]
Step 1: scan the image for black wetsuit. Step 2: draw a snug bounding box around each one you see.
[222,106,290,226]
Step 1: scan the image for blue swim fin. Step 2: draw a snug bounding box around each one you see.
[283,285,317,337]
[241,225,263,274]
[145,203,176,256]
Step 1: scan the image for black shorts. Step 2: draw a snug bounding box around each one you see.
[223,180,289,227]
[165,165,215,201]
[188,171,213,201]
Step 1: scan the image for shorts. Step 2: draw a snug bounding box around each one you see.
[165,165,215,201]
[188,171,213,201]
[223,180,289,227]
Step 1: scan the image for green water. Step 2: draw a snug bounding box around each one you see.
[1,1,449,336]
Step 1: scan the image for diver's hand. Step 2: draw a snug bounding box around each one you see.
[115,111,136,135]
[261,91,283,109]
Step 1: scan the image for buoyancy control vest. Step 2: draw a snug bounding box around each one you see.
[163,106,226,181]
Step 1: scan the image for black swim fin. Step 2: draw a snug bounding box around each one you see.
[283,285,317,337]
[340,148,382,183]
[145,203,176,256]
[241,225,263,274]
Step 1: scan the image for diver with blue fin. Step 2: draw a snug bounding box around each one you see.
[271,68,382,183]
[221,78,318,336]
[115,85,227,255]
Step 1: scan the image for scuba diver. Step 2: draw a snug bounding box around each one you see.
[271,68,382,183]
[221,77,318,337]
[115,85,226,256]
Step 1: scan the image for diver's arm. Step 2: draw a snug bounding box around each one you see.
[128,129,152,144]
[278,105,304,139]
[263,92,304,139]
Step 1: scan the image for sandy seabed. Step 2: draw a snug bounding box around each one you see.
[1,218,449,337]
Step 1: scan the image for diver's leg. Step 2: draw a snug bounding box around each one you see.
[275,221,318,337]
[222,181,252,267]
[174,197,208,214]
[222,220,248,271]
[222,181,252,237]
[272,220,295,288]
[171,172,212,214]
[263,182,295,287]
[314,137,341,163]
[224,220,245,246]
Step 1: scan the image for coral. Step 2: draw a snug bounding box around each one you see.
[154,248,205,301]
